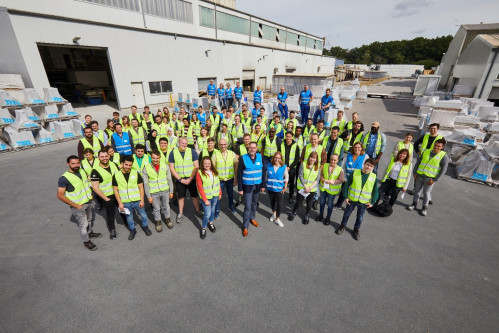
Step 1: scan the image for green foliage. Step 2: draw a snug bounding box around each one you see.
[323,35,453,69]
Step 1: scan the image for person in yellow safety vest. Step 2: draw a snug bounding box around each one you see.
[408,138,449,216]
[206,118,217,139]
[259,107,268,125]
[279,131,300,203]
[179,107,189,122]
[335,158,378,240]
[165,128,177,152]
[129,118,147,148]
[213,138,239,216]
[90,120,108,146]
[241,109,252,129]
[262,127,282,166]
[414,123,444,156]
[129,105,144,126]
[317,153,345,224]
[285,111,298,131]
[131,144,151,173]
[362,121,387,172]
[78,127,104,160]
[200,137,219,163]
[152,115,168,139]
[180,118,195,147]
[341,120,364,152]
[90,149,126,240]
[288,151,320,224]
[169,136,203,222]
[294,126,305,151]
[303,118,316,143]
[231,114,247,145]
[301,133,326,165]
[57,155,101,251]
[157,137,170,165]
[331,110,347,133]
[217,123,232,150]
[81,148,97,176]
[251,124,266,152]
[196,156,223,239]
[311,120,327,143]
[285,120,295,135]
[322,126,345,164]
[113,155,152,240]
[269,114,284,139]
[104,119,115,141]
[191,113,201,138]
[197,127,209,153]
[345,112,360,131]
[168,113,180,136]
[392,132,414,159]
[142,113,152,133]
[379,149,412,208]
[106,145,121,167]
[253,114,267,133]
[121,116,131,132]
[143,150,174,233]
[81,114,92,135]
[210,109,221,130]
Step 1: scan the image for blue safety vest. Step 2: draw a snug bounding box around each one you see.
[266,164,286,192]
[199,113,206,127]
[254,90,263,104]
[277,92,288,104]
[234,87,243,99]
[252,108,260,122]
[112,132,132,155]
[300,90,313,105]
[242,153,263,185]
[207,84,216,96]
[225,88,233,99]
[217,88,225,97]
[346,153,367,177]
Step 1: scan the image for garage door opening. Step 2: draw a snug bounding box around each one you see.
[37,44,117,108]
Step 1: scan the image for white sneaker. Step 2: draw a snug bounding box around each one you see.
[274,218,284,227]
[269,214,276,222]
[421,207,428,216]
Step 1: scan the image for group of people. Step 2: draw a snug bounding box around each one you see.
[58,87,449,251]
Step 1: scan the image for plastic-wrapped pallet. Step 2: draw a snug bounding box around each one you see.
[445,144,474,165]
[457,150,496,184]
[428,110,457,129]
[201,97,209,110]
[446,128,486,146]
[177,93,184,103]
[53,121,76,140]
[12,109,41,130]
[454,115,480,127]
[468,99,493,113]
[0,108,14,126]
[475,106,499,122]
[2,126,36,148]
[23,88,45,106]
[71,119,84,137]
[43,87,67,104]
[41,104,59,120]
[191,98,199,108]
[420,96,439,108]
[485,122,499,134]
[0,138,11,152]
[35,127,55,144]
[58,103,78,117]
[356,86,367,100]
[350,79,360,91]
[45,121,56,136]
[433,100,465,112]
[1,89,23,108]
[413,96,423,107]
[173,102,180,112]
[418,106,432,118]
[483,140,499,162]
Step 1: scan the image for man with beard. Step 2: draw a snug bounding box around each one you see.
[362,122,386,172]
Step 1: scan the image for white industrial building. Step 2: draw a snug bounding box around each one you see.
[0,0,334,109]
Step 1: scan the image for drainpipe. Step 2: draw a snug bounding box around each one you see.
[214,4,218,40]
[139,0,147,28]
[249,15,252,44]
[478,49,498,99]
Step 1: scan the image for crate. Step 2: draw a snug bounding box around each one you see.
[87,97,102,105]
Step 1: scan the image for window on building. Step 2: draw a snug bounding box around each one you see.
[306,37,315,49]
[199,6,215,28]
[316,40,323,50]
[81,0,140,12]
[216,11,249,35]
[149,81,173,95]
[261,24,277,41]
[286,32,298,46]
[142,0,193,23]
[251,21,259,37]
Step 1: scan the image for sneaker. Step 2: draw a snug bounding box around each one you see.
[335,225,345,235]
[176,213,184,223]
[200,229,206,239]
[229,207,237,214]
[324,217,331,226]
[333,205,342,211]
[142,226,152,236]
[84,240,97,251]
[303,214,310,225]
[196,210,204,218]
[288,211,297,221]
[407,203,416,211]
[315,215,323,222]
[155,220,163,233]
[109,230,117,239]
[353,229,360,240]
[274,218,284,227]
[165,218,174,229]
[128,229,137,240]
[429,200,433,205]
[421,206,428,216]
[312,200,318,211]
[88,232,102,238]
[269,214,276,222]
[214,214,220,220]
[208,223,216,233]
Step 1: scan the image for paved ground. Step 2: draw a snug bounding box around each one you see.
[1,80,498,332]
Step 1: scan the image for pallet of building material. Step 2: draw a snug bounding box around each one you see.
[418,106,432,119]
[484,122,499,134]
[43,87,67,104]
[447,128,486,147]
[53,121,77,140]
[71,119,84,137]
[0,138,12,152]
[356,86,368,100]
[474,106,499,122]
[454,115,480,128]
[428,110,457,129]
[1,89,23,109]
[433,100,466,112]
[12,109,41,131]
[456,150,497,187]
[21,107,43,123]
[35,127,56,145]
[452,85,475,98]
[0,74,25,90]
[38,104,59,121]
[483,139,499,163]
[58,103,79,119]
[445,143,475,166]
[0,108,15,127]
[1,126,36,149]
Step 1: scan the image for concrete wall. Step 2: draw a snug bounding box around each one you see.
[437,27,467,89]
[343,64,424,77]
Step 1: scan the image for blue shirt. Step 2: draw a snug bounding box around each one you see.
[321,95,333,108]
[366,133,378,157]
[234,87,243,99]
[207,84,216,96]
[277,92,288,104]
[300,90,313,105]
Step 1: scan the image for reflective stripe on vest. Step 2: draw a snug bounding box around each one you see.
[280,142,297,164]
[173,148,194,178]
[242,153,263,185]
[322,136,344,154]
[264,137,278,157]
[63,169,93,205]
[80,137,101,157]
[132,154,150,172]
[112,132,132,155]
[234,87,243,99]
[153,123,168,138]
[347,169,376,204]
[383,158,411,188]
[145,163,170,194]
[267,165,286,192]
[93,162,119,196]
[277,92,287,104]
[417,150,446,178]
[343,131,363,151]
[421,134,442,153]
[129,127,146,146]
[215,150,235,180]
[362,132,382,155]
[115,170,141,203]
[81,158,96,176]
[300,90,312,105]
[207,84,216,96]
[332,119,346,132]
[198,171,221,199]
[253,90,262,103]
[297,162,319,192]
[304,144,324,164]
[319,164,342,195]
[225,88,233,99]
[181,126,195,145]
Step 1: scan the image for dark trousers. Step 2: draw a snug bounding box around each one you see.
[293,192,314,215]
[215,178,235,214]
[379,178,402,206]
[243,185,260,229]
[268,191,283,218]
[288,167,296,197]
[335,183,347,207]
[340,201,367,230]
[300,104,310,123]
[102,195,127,232]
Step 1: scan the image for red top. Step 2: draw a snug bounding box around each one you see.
[196,171,222,202]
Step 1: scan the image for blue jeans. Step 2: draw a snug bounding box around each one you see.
[319,191,336,218]
[215,178,235,216]
[243,185,260,229]
[123,201,148,230]
[340,201,367,230]
[218,97,225,108]
[278,103,288,119]
[313,109,324,125]
[201,197,218,229]
[300,104,310,123]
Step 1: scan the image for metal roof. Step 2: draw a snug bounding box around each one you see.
[462,23,499,31]
[480,34,499,48]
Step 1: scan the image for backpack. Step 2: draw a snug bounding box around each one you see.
[370,202,393,217]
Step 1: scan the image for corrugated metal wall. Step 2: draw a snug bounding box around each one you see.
[142,0,193,23]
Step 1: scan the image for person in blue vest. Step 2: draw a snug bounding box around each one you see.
[237,142,266,237]
[233,81,245,111]
[216,83,226,108]
[299,85,314,124]
[253,85,263,107]
[225,83,234,108]
[111,123,133,158]
[197,106,207,128]
[313,88,334,125]
[252,102,261,124]
[263,151,288,227]
[277,87,289,120]
[206,79,216,106]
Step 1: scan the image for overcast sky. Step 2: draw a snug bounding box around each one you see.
[236,0,499,49]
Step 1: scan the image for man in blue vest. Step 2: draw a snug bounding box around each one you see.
[234,81,245,111]
[237,142,266,237]
[111,123,133,157]
[253,85,263,107]
[252,102,261,123]
[299,85,313,124]
[277,87,289,120]
[313,88,334,125]
[206,79,216,107]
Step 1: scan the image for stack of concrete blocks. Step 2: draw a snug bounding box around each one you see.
[2,125,36,149]
[12,109,41,131]
[0,137,11,152]
[356,86,368,100]
[59,103,79,118]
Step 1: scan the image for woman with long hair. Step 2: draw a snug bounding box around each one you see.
[195,156,222,239]
[197,127,209,153]
[105,145,121,166]
[81,148,96,176]
[379,148,413,207]
[191,113,201,138]
[105,119,114,140]
[288,151,320,224]
[266,152,288,227]
[121,116,131,131]
[316,154,345,225]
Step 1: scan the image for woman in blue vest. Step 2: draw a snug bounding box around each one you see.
[265,152,288,227]
[225,83,234,108]
[217,83,226,108]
